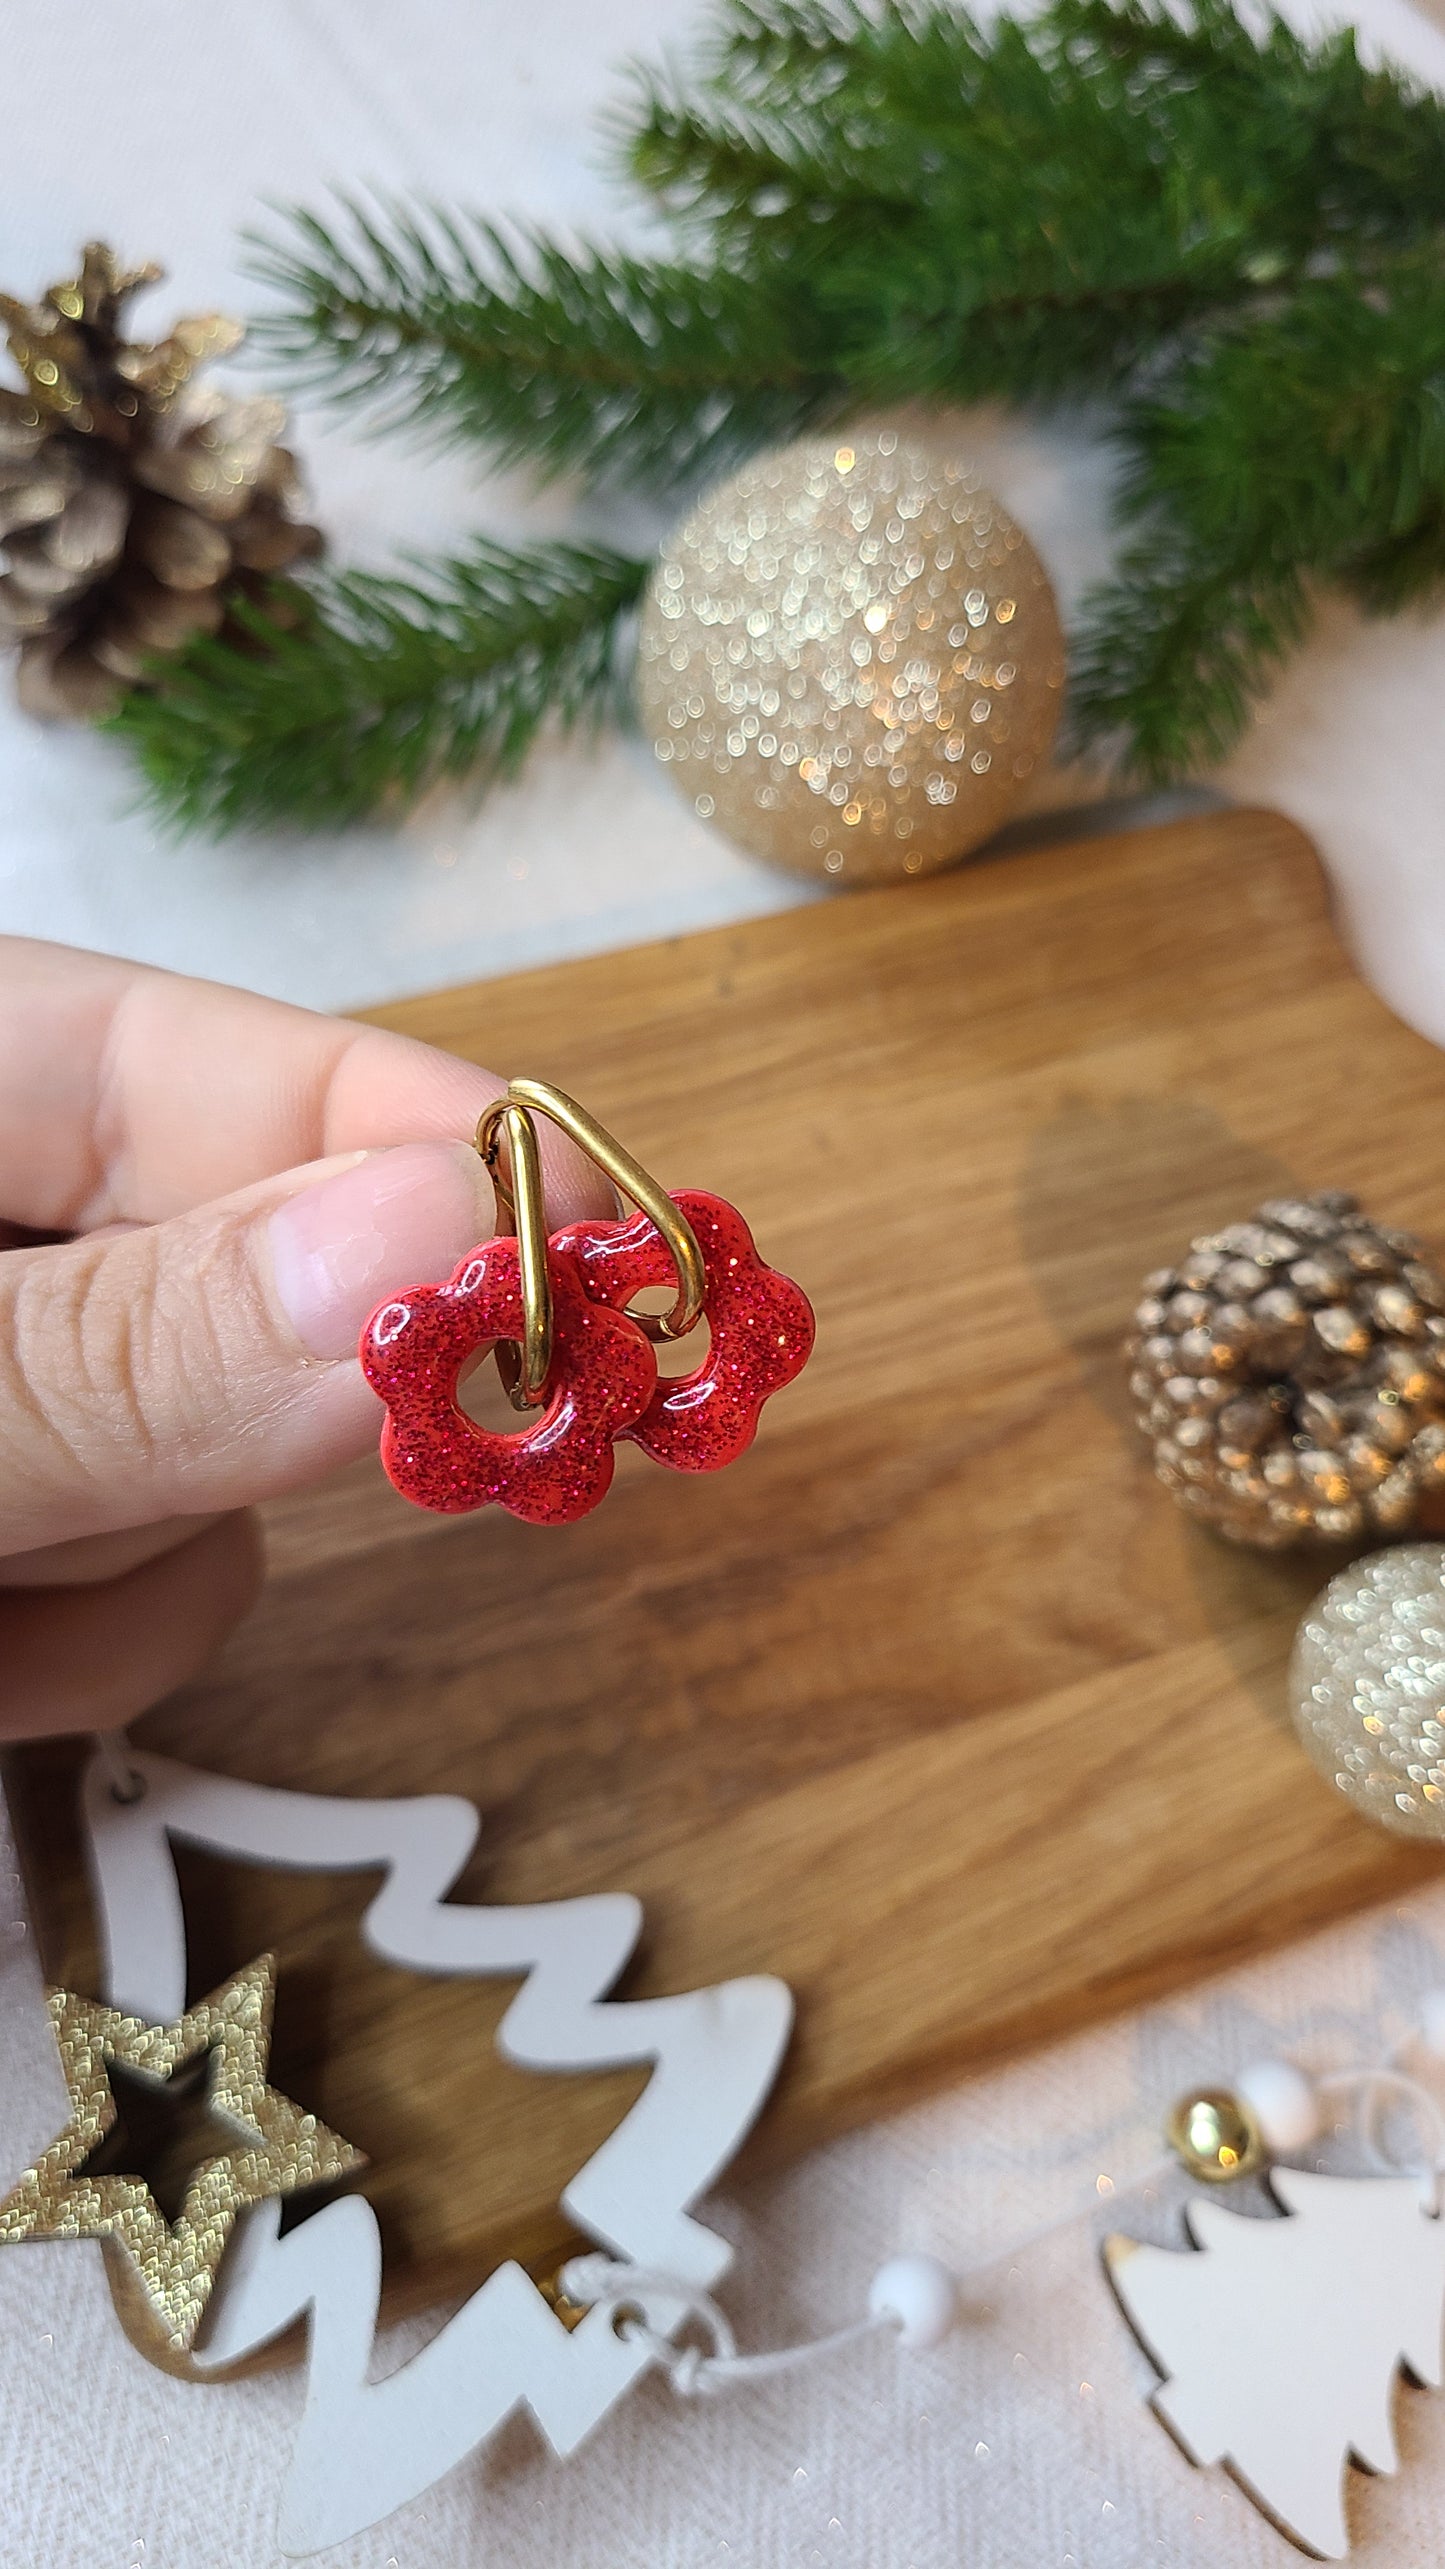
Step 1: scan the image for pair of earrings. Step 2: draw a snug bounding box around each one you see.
[362,1080,815,1526]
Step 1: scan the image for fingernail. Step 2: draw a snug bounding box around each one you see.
[268,1143,495,1361]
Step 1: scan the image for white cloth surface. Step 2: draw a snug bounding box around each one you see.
[8,3,1445,2565]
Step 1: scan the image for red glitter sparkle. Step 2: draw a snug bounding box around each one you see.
[360,1235,655,1524]
[563,1189,815,1471]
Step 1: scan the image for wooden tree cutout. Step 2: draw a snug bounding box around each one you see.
[76,1750,793,2557]
[1106,2167,1445,2558]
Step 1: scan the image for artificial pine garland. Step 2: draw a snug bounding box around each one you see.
[115,543,646,832]
[109,0,1445,829]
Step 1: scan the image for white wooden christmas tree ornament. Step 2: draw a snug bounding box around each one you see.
[1106,2163,1445,2558]
[63,1749,793,2556]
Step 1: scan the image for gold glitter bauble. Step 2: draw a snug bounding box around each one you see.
[636,431,1065,886]
[1165,2088,1266,2184]
[0,1954,362,2370]
[1291,1543,1445,1840]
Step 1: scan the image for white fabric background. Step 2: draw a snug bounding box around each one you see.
[8,2,1445,2563]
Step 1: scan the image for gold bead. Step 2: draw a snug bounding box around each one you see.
[1165,2087,1266,2183]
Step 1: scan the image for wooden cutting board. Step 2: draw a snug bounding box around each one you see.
[14,803,1445,2317]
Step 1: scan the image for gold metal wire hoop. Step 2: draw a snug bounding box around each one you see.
[473,1098,552,1406]
[474,1080,705,1402]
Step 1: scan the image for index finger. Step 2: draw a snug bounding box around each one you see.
[0,937,601,1230]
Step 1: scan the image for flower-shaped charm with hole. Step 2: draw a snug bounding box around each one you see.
[565,1189,815,1471]
[361,1236,656,1524]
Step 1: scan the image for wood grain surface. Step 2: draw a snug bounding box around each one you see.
[13,804,1445,2315]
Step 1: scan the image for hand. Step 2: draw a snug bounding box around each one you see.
[0,938,608,1743]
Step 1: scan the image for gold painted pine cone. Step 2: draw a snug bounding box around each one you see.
[0,242,320,719]
[1127,1193,1445,1548]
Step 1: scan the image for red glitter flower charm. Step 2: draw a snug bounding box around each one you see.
[565,1189,815,1471]
[361,1235,655,1525]
[364,1080,816,1523]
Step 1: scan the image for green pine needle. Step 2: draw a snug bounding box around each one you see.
[246,201,848,487]
[628,0,1445,399]
[106,541,649,835]
[251,0,1445,476]
[1072,252,1445,776]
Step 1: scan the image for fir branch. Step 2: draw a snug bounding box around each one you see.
[627,0,1445,279]
[246,202,847,487]
[254,2,1445,481]
[629,0,1445,424]
[1070,254,1445,776]
[1068,539,1314,783]
[643,0,1445,252]
[106,540,648,834]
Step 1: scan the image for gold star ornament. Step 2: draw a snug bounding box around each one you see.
[0,1954,363,2370]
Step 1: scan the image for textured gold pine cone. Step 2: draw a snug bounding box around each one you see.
[1127,1193,1445,1548]
[0,243,321,719]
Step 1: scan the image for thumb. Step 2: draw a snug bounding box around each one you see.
[0,1141,499,1557]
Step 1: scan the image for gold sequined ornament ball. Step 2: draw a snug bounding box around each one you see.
[1291,1543,1445,1840]
[635,432,1066,886]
